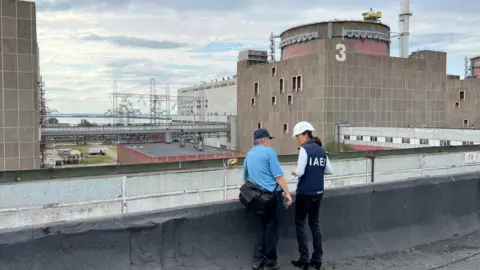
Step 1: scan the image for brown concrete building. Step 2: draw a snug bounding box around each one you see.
[446,76,480,128]
[0,0,40,171]
[237,20,447,154]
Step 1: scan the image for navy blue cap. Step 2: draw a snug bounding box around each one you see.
[254,128,274,140]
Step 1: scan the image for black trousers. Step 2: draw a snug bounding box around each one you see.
[295,193,323,264]
[252,192,285,265]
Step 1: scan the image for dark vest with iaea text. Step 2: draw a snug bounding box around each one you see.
[296,139,327,195]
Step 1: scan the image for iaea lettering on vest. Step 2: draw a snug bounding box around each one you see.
[309,157,325,166]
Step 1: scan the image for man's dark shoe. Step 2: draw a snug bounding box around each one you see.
[252,260,264,270]
[264,261,281,270]
[310,261,322,270]
[291,259,310,269]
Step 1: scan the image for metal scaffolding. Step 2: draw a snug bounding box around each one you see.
[38,77,60,166]
[39,76,46,165]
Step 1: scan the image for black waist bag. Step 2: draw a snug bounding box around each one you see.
[239,181,277,215]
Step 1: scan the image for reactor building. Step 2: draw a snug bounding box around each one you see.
[0,0,40,171]
[236,8,448,154]
[471,56,480,78]
[445,56,480,129]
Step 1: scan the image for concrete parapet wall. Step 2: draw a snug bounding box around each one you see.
[1,151,480,230]
[1,173,480,269]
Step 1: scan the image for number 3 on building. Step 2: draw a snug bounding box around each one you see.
[335,43,346,62]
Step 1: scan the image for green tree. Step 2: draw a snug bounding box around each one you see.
[47,117,59,124]
[78,119,91,127]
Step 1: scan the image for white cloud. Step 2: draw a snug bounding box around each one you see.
[36,0,479,116]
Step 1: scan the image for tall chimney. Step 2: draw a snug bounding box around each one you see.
[399,0,413,58]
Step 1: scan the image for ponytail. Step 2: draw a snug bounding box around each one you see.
[313,136,322,147]
[304,131,323,146]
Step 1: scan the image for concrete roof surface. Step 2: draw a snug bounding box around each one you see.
[328,230,480,269]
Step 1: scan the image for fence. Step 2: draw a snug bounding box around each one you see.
[1,150,480,230]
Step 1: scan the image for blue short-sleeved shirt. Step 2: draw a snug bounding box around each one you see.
[243,145,284,192]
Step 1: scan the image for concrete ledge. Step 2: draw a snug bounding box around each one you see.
[1,173,480,269]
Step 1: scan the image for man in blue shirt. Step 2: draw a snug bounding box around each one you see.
[243,128,292,270]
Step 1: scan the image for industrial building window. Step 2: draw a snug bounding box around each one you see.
[464,119,469,126]
[287,95,293,105]
[385,137,393,143]
[271,96,277,106]
[455,102,460,109]
[257,122,262,129]
[272,67,276,77]
[357,136,364,141]
[462,141,474,145]
[279,78,284,93]
[370,136,378,142]
[254,82,259,96]
[343,135,350,140]
[296,75,302,91]
[251,97,256,106]
[283,123,288,134]
[420,139,429,145]
[401,138,410,144]
[292,76,297,91]
[440,140,451,146]
[460,91,465,100]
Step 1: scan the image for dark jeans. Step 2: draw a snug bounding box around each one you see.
[295,194,323,264]
[253,192,285,265]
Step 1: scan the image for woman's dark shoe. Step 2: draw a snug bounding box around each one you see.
[310,261,322,270]
[264,261,280,270]
[252,260,264,270]
[291,260,310,269]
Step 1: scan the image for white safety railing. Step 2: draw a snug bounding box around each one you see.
[42,124,229,132]
[1,151,480,230]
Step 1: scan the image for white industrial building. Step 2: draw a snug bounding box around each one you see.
[174,76,237,148]
[175,76,237,122]
[339,126,480,151]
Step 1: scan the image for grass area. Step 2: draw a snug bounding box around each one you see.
[55,144,116,165]
[80,155,115,165]
[55,144,116,151]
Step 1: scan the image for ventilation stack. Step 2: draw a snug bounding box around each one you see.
[399,0,413,58]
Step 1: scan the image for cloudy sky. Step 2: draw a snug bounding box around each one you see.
[37,0,478,115]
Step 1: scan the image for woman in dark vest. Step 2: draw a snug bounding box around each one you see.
[290,121,334,270]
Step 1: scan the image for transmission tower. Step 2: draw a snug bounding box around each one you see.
[464,56,472,78]
[166,84,170,125]
[113,81,118,125]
